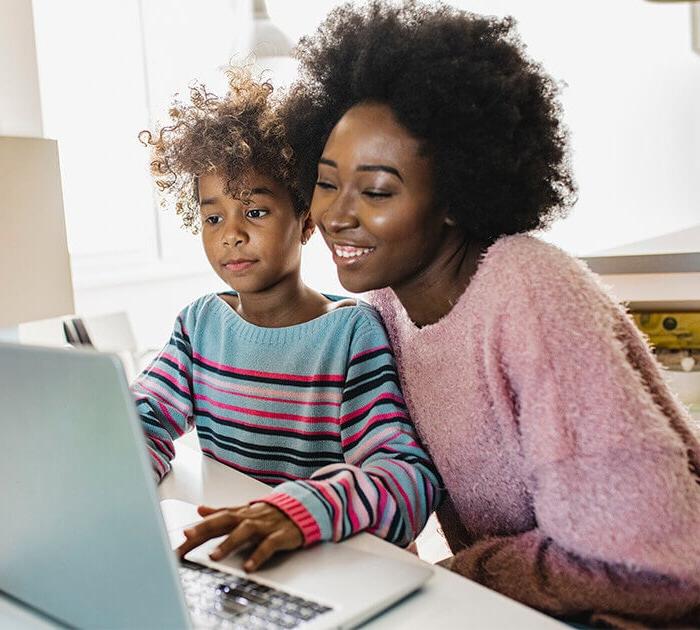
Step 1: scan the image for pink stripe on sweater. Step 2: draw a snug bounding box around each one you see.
[310,482,343,538]
[160,352,189,374]
[196,410,339,439]
[192,376,341,408]
[338,477,362,531]
[342,413,408,447]
[200,448,298,481]
[258,493,322,545]
[193,371,343,404]
[347,427,403,463]
[136,384,187,436]
[148,366,190,398]
[135,379,189,416]
[350,344,390,362]
[371,464,416,534]
[340,392,406,423]
[193,351,344,383]
[194,394,336,424]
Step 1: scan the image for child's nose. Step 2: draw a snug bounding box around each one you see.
[221,218,248,246]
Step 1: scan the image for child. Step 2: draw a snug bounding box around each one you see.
[136,69,441,572]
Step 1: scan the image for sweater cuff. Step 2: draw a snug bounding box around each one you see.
[255,492,322,546]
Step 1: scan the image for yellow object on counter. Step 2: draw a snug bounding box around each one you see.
[632,312,700,349]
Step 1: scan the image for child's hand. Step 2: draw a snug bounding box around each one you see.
[176,503,303,572]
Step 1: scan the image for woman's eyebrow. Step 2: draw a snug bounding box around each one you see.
[319,157,403,182]
[357,164,403,182]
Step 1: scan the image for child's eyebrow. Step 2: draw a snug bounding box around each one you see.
[250,187,275,197]
[199,187,275,207]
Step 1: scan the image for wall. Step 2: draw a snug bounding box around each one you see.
[22,0,700,351]
[448,0,700,256]
[0,0,43,137]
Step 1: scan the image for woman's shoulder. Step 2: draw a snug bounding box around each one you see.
[483,234,581,275]
[479,234,613,302]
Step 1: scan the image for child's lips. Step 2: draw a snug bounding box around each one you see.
[222,259,257,272]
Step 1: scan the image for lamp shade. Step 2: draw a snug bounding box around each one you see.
[0,136,74,327]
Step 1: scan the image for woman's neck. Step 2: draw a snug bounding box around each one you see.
[231,273,329,328]
[392,236,487,328]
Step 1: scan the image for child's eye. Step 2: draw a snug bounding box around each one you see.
[315,180,337,191]
[204,215,223,225]
[245,208,269,219]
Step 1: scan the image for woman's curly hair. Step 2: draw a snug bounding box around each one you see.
[283,1,577,241]
[139,68,306,233]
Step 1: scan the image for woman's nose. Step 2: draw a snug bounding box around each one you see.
[319,191,358,234]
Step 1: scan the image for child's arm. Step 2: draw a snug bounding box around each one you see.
[259,320,443,547]
[131,314,195,481]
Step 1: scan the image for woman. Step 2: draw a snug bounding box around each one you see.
[283,2,700,627]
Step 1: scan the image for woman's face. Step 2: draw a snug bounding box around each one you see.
[310,102,452,294]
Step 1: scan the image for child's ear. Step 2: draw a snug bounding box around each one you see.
[301,211,315,245]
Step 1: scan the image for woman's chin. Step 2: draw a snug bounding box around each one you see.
[337,269,385,295]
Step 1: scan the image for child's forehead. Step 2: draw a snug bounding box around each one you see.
[199,170,277,193]
[197,169,292,205]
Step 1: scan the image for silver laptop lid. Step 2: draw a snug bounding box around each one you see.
[0,342,190,629]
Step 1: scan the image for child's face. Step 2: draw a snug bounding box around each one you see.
[199,171,309,295]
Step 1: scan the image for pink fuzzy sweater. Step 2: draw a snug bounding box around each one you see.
[370,235,700,628]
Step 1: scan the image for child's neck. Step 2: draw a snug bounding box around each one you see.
[229,274,332,328]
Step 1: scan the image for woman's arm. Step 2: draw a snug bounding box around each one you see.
[131,313,195,480]
[449,254,700,623]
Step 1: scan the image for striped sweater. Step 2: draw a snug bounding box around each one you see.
[132,292,442,546]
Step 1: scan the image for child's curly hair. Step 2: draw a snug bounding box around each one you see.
[139,68,306,233]
[283,1,577,241]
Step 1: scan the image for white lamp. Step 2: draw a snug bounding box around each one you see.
[248,0,298,87]
[0,136,74,340]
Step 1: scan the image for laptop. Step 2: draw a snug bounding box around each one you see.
[0,342,433,629]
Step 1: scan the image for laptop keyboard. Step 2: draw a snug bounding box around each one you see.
[179,560,333,629]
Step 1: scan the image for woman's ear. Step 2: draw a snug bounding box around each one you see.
[301,211,315,245]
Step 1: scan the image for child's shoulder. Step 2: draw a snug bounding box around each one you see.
[332,296,390,341]
[175,292,229,325]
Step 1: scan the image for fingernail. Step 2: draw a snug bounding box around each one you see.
[210,550,221,560]
[244,561,253,571]
[184,528,194,536]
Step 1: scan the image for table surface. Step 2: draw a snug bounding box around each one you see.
[0,444,567,629]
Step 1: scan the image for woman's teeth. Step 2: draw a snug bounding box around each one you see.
[334,244,375,259]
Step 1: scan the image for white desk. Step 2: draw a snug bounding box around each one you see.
[0,444,567,629]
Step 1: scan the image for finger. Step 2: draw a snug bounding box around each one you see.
[209,520,259,561]
[177,511,241,558]
[197,505,222,517]
[244,530,296,573]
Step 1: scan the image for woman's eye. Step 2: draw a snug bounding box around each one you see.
[363,190,392,199]
[315,180,337,191]
[245,208,269,219]
[204,215,222,225]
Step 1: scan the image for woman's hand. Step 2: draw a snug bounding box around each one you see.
[176,503,304,572]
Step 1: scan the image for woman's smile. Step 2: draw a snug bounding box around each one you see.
[330,242,376,266]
